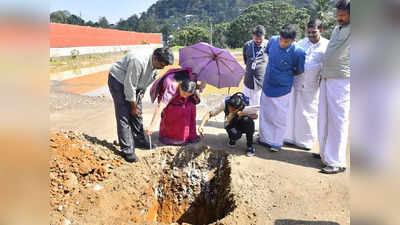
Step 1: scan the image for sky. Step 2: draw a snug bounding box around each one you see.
[50,0,159,24]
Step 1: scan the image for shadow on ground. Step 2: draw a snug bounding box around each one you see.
[197,129,324,170]
[82,123,323,170]
[275,219,340,225]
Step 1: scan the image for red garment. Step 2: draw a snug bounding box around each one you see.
[151,68,199,145]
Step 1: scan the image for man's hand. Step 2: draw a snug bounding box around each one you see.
[130,101,141,116]
[249,114,258,120]
[238,111,258,119]
[237,111,246,117]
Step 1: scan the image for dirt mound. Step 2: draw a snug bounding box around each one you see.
[49,131,239,225]
[49,131,123,212]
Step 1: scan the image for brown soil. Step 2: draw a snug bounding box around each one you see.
[50,92,349,225]
[49,131,244,225]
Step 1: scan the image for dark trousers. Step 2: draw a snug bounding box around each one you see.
[225,116,255,147]
[108,75,146,154]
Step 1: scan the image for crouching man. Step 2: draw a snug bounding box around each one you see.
[198,92,257,156]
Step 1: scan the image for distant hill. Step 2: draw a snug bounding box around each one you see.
[143,0,312,26]
[50,0,336,48]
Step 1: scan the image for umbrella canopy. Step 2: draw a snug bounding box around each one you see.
[178,42,245,88]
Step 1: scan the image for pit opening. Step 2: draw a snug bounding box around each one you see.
[153,147,236,224]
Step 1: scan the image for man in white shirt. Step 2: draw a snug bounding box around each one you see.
[284,19,329,151]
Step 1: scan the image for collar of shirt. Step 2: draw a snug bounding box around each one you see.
[148,53,154,71]
[309,38,321,47]
[252,40,268,50]
[277,37,294,53]
[338,23,350,30]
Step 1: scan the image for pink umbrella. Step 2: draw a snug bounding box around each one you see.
[178,42,245,88]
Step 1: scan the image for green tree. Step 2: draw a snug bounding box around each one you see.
[50,10,70,23]
[171,25,210,46]
[161,24,174,45]
[306,0,336,38]
[226,1,310,48]
[66,14,85,26]
[116,19,129,30]
[85,20,95,27]
[136,15,160,33]
[126,15,140,31]
[98,16,110,28]
[212,23,229,48]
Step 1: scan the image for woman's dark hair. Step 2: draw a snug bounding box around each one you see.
[280,24,297,39]
[174,70,190,82]
[180,79,197,94]
[336,0,350,14]
[153,47,174,65]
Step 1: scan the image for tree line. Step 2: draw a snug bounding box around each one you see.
[50,0,336,48]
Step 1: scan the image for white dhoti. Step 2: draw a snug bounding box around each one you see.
[318,78,350,168]
[243,85,262,130]
[243,85,262,106]
[285,69,320,149]
[259,92,290,148]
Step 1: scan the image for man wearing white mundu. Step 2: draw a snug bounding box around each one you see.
[285,19,329,151]
[315,0,351,174]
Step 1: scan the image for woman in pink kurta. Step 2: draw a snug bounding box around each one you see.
[145,67,200,145]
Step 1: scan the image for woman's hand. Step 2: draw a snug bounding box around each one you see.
[198,126,204,136]
[144,126,153,136]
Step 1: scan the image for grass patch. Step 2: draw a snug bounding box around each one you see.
[49,52,126,74]
[226,47,242,52]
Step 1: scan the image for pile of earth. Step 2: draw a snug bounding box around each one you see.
[49,131,243,225]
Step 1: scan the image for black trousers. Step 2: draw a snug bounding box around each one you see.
[108,75,147,154]
[225,116,255,147]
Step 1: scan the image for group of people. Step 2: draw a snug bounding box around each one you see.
[108,0,350,175]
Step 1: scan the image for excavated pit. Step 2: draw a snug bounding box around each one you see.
[49,131,236,225]
[150,146,236,224]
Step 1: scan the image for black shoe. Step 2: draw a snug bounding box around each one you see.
[300,147,312,151]
[283,141,311,151]
[246,146,255,157]
[227,139,236,148]
[124,152,139,163]
[135,141,157,150]
[269,146,281,152]
[312,153,321,159]
[320,166,346,174]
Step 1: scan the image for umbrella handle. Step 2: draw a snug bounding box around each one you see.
[228,87,231,95]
